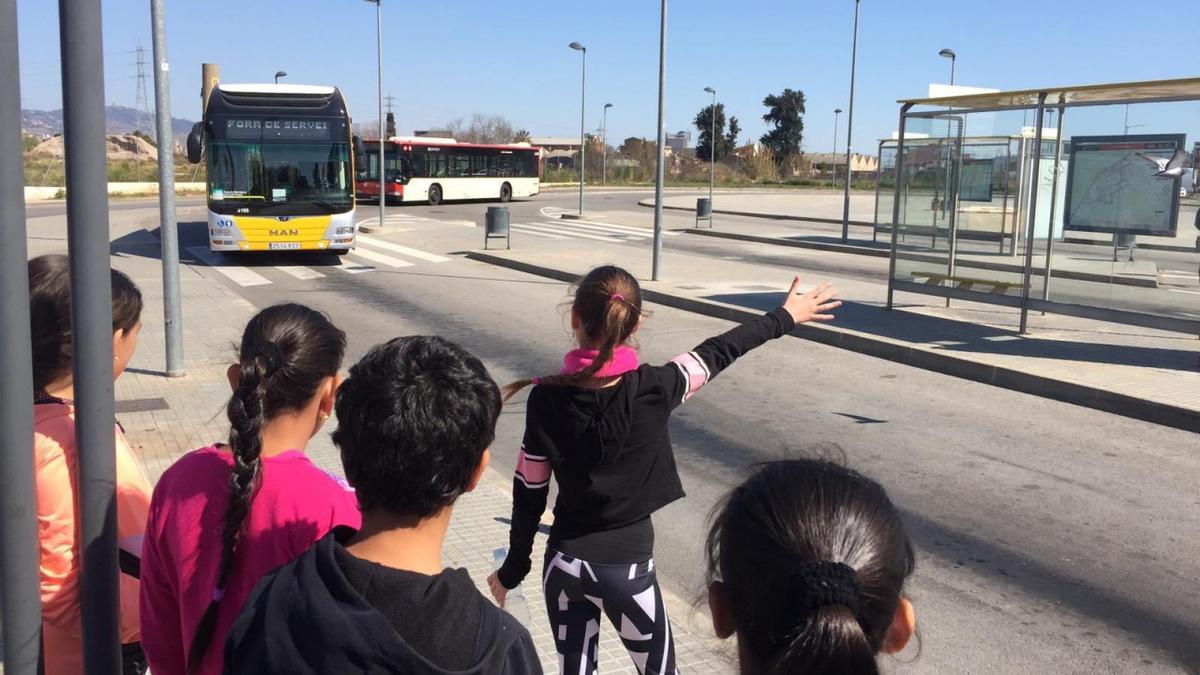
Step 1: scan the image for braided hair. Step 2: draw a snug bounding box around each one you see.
[186,304,346,670]
[503,265,642,401]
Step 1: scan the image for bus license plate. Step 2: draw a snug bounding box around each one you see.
[269,242,301,251]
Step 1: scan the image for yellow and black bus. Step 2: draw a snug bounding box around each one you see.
[187,83,361,254]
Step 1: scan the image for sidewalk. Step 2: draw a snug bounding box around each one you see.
[103,243,731,672]
[467,241,1200,433]
[644,191,1200,253]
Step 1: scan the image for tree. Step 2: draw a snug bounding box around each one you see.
[512,128,531,143]
[725,116,740,152]
[385,112,396,138]
[445,113,518,144]
[694,103,736,162]
[759,88,806,167]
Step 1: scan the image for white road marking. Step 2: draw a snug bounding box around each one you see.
[551,220,650,238]
[1167,288,1200,294]
[345,247,414,268]
[509,224,568,240]
[337,262,376,274]
[356,235,450,263]
[509,222,624,242]
[274,265,325,280]
[185,247,272,287]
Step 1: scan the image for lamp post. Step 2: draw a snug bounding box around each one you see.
[703,86,716,204]
[602,102,612,185]
[366,0,384,230]
[833,108,842,188]
[569,42,586,214]
[939,48,957,86]
[651,0,667,280]
[840,0,860,243]
[274,70,287,84]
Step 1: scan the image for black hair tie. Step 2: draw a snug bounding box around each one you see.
[794,561,861,615]
[253,342,284,373]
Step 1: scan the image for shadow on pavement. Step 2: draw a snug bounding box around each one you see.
[703,293,1198,373]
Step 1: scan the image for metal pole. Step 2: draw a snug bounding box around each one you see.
[950,56,956,86]
[578,48,586,214]
[0,1,44,671]
[1041,107,1066,303]
[602,105,608,186]
[709,89,716,204]
[945,116,963,308]
[651,0,667,280]
[887,104,913,310]
[840,0,860,243]
[832,109,840,189]
[376,0,384,229]
[1019,94,1048,334]
[151,0,184,377]
[58,0,121,670]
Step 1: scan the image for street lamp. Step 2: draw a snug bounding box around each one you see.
[651,0,667,280]
[703,87,716,205]
[365,0,384,230]
[602,102,612,186]
[569,42,586,214]
[274,70,287,84]
[840,0,860,243]
[939,48,957,86]
[833,108,842,188]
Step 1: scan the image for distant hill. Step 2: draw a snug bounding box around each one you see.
[21,105,194,139]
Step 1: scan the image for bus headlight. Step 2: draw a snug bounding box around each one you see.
[335,226,355,235]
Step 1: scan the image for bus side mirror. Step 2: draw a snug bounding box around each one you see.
[186,122,204,164]
[353,135,366,169]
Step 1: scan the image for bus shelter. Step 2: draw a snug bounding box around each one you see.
[884,78,1200,336]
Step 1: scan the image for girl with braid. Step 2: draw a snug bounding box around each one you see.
[489,265,841,675]
[139,304,360,675]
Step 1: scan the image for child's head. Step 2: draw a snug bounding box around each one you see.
[503,264,643,400]
[334,335,501,520]
[188,303,345,669]
[705,459,916,675]
[28,254,143,392]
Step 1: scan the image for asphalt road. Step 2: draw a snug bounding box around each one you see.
[28,190,1200,673]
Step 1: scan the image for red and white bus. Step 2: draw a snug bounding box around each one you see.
[357,137,540,205]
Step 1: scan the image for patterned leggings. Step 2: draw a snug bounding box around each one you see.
[542,549,678,675]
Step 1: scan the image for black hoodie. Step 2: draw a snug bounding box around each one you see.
[224,528,542,674]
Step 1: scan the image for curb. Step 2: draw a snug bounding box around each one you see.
[464,251,1200,434]
[681,228,1159,289]
[1063,236,1197,255]
[637,198,876,228]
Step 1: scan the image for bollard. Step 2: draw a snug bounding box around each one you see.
[695,197,713,229]
[484,206,510,250]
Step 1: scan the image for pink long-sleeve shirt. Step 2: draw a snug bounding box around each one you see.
[139,446,361,675]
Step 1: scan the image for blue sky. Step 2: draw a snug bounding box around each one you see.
[15,1,1200,152]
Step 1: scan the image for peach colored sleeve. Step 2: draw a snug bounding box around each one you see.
[115,427,152,644]
[36,435,82,635]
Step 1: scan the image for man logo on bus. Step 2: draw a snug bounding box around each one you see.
[269,229,300,237]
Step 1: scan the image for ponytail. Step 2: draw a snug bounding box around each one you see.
[185,304,346,671]
[186,354,269,669]
[705,460,915,675]
[504,266,642,402]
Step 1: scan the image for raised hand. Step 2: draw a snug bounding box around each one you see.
[782,276,841,324]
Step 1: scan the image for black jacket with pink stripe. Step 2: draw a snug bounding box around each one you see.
[497,307,796,589]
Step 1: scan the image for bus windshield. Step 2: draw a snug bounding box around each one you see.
[208,141,352,215]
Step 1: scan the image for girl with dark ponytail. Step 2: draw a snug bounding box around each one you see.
[705,459,917,674]
[139,304,360,675]
[489,265,841,674]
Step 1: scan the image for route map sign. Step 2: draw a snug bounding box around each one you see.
[1064,134,1185,236]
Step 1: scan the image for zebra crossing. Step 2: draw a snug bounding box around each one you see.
[510,209,682,244]
[185,234,450,288]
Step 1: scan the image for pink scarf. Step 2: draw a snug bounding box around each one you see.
[560,346,640,378]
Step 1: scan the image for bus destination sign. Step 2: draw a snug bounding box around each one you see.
[222,118,336,141]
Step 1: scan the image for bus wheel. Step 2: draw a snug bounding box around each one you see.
[500,182,512,203]
[428,184,443,206]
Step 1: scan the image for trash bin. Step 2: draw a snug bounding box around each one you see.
[695,197,713,229]
[484,206,510,250]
